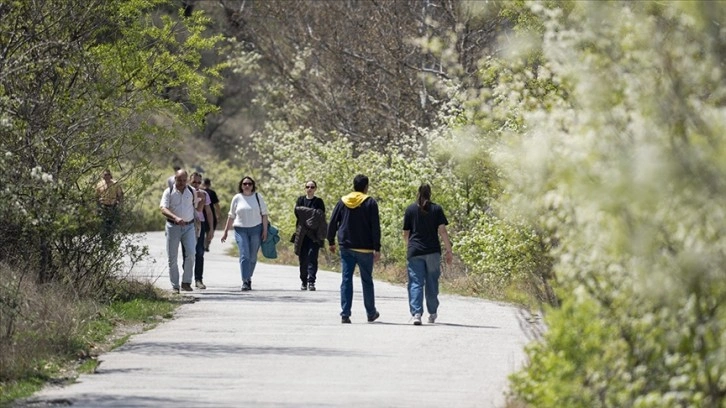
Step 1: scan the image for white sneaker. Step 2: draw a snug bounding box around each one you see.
[413,314,422,326]
[428,313,437,324]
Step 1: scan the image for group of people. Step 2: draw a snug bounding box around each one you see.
[160,170,453,325]
[160,168,221,292]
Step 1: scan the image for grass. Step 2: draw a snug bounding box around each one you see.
[0,284,176,407]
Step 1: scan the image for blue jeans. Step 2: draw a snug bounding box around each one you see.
[407,252,441,316]
[340,248,377,318]
[299,237,320,284]
[165,222,196,289]
[234,224,262,283]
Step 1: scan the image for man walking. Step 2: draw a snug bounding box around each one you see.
[95,169,124,241]
[201,178,221,251]
[327,174,381,324]
[160,169,196,293]
[188,172,213,289]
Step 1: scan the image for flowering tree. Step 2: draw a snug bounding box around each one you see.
[474,1,726,406]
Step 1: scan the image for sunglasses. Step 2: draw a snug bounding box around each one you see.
[305,185,316,189]
[242,182,253,186]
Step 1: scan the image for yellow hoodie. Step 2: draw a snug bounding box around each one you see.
[342,192,369,209]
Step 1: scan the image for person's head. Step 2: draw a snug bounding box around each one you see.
[417,183,432,213]
[102,169,112,181]
[203,178,212,188]
[353,174,369,193]
[304,180,317,196]
[175,169,188,189]
[238,176,256,193]
[173,165,181,172]
[190,172,202,188]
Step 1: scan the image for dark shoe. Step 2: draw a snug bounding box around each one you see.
[241,281,251,291]
[341,316,351,324]
[308,283,316,291]
[367,311,380,323]
[300,283,307,291]
[181,282,193,292]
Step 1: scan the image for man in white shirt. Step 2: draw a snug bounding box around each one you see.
[160,169,196,293]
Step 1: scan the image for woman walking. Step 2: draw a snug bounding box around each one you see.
[402,183,453,325]
[293,180,326,291]
[221,176,269,291]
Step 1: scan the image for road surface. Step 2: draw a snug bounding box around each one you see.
[22,231,538,408]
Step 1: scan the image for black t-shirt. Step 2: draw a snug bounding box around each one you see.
[296,196,325,214]
[205,188,220,223]
[402,202,448,259]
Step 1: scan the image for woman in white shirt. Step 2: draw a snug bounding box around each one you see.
[221,176,269,291]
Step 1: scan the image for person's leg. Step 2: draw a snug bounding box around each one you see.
[424,252,441,315]
[165,223,181,290]
[356,251,377,318]
[307,242,320,284]
[194,220,207,282]
[339,248,356,317]
[298,237,310,285]
[180,224,196,285]
[246,224,262,281]
[234,227,249,284]
[407,255,426,317]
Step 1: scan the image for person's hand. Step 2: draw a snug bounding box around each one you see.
[373,251,381,263]
[329,244,336,253]
[262,229,268,242]
[445,249,453,264]
[221,231,228,243]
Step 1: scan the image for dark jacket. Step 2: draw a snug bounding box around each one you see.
[326,192,381,251]
[293,206,327,255]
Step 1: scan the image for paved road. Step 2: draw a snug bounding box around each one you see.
[23,231,537,408]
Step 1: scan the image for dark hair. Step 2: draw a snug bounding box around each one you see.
[353,174,368,193]
[173,165,181,171]
[417,183,432,214]
[203,178,212,186]
[238,176,256,193]
[305,180,317,188]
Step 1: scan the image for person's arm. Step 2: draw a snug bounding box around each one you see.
[160,189,184,225]
[220,216,234,242]
[438,224,453,264]
[116,183,124,205]
[403,230,410,246]
[371,200,381,262]
[213,202,221,222]
[221,196,236,243]
[327,202,340,252]
[204,204,214,236]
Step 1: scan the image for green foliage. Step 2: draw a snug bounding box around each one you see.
[0,0,223,290]
[474,1,726,405]
[252,121,447,265]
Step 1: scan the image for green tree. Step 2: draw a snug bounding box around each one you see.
[0,0,221,289]
[476,1,726,406]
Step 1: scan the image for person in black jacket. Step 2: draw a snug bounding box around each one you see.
[294,180,326,291]
[327,174,381,324]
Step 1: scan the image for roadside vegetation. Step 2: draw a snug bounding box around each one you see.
[3,0,725,407]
